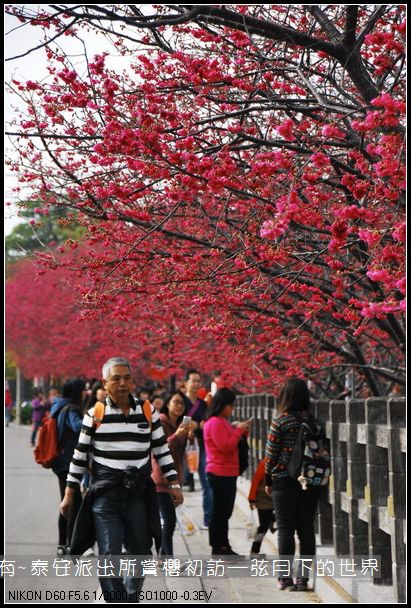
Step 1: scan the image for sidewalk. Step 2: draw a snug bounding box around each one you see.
[5,423,322,604]
[161,480,322,604]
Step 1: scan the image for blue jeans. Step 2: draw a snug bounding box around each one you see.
[198,447,213,526]
[5,408,12,426]
[92,486,152,603]
[31,420,42,446]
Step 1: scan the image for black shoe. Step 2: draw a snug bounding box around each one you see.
[212,547,237,556]
[290,578,309,592]
[56,545,69,556]
[221,548,239,556]
[220,547,245,560]
[277,578,296,591]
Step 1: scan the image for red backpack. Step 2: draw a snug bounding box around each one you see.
[34,399,152,468]
[34,409,64,468]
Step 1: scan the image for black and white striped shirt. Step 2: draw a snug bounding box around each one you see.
[67,397,177,488]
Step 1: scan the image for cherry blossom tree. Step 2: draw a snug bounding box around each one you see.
[5,5,405,395]
[6,251,257,389]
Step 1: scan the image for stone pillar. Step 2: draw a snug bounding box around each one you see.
[248,395,258,478]
[314,400,333,545]
[329,400,349,555]
[346,399,369,555]
[365,398,392,584]
[255,402,263,461]
[387,398,406,602]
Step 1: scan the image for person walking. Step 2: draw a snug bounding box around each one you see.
[151,395,164,412]
[30,388,45,447]
[248,457,276,557]
[50,379,85,556]
[264,377,322,591]
[81,381,107,494]
[183,369,213,528]
[60,357,183,603]
[210,370,230,396]
[44,386,60,413]
[5,383,13,427]
[152,391,197,555]
[203,388,252,556]
[85,380,107,409]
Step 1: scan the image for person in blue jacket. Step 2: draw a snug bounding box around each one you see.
[50,378,85,555]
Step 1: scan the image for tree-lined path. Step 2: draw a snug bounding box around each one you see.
[5,422,323,604]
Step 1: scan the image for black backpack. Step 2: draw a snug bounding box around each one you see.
[287,415,331,488]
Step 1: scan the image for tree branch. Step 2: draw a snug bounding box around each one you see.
[343,5,359,45]
[5,131,103,140]
[306,6,342,43]
[5,16,79,61]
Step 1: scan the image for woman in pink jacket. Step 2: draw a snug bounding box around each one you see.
[203,388,252,556]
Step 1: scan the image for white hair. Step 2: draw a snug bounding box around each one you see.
[102,357,133,381]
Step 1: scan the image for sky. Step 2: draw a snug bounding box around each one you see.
[4,5,136,235]
[4,8,65,235]
[5,11,38,235]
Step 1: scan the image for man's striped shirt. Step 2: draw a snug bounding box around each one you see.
[67,398,177,488]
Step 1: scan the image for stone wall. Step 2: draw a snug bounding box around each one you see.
[235,395,406,602]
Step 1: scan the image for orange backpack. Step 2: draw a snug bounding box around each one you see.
[34,406,70,468]
[92,399,152,429]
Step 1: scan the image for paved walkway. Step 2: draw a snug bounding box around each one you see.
[5,423,323,604]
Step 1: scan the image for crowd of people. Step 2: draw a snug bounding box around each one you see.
[16,360,327,600]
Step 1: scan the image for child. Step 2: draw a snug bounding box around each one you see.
[248,457,276,556]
